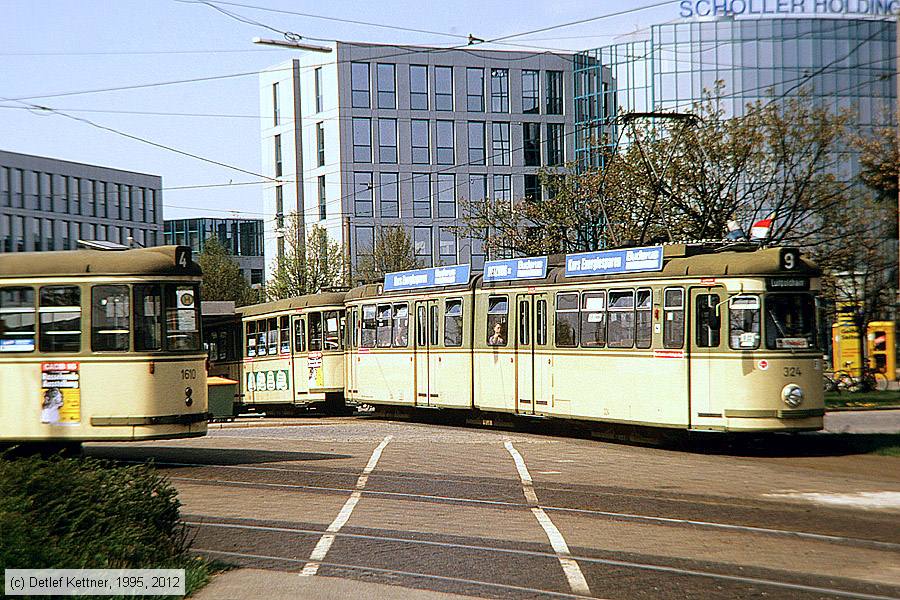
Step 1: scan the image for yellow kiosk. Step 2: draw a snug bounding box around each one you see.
[831,321,895,378]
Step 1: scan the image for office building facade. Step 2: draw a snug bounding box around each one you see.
[574,16,896,170]
[163,217,265,285]
[0,150,162,253]
[259,42,581,274]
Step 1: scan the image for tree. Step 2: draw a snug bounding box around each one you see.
[197,237,258,307]
[266,218,345,300]
[854,120,898,202]
[355,226,419,284]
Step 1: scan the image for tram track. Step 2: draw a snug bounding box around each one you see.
[186,519,900,600]
[169,474,900,552]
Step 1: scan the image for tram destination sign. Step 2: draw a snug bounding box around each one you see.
[565,246,664,278]
[384,264,471,291]
[483,257,548,282]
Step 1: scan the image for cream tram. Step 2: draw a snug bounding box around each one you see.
[344,244,824,432]
[238,293,347,415]
[0,246,208,443]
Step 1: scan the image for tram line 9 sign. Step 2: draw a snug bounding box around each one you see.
[565,246,664,278]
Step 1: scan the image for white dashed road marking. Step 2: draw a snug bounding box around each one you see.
[504,441,591,596]
[764,491,900,510]
[299,435,393,576]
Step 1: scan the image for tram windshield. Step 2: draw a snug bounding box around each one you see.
[765,294,817,350]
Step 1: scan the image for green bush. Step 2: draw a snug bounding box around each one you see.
[0,454,210,597]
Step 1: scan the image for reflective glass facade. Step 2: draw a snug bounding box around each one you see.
[575,17,896,169]
[163,217,265,285]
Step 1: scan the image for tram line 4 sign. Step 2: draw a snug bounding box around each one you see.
[565,246,664,277]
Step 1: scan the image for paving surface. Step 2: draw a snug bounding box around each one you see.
[87,413,900,599]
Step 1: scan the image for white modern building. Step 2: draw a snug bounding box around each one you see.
[259,41,579,276]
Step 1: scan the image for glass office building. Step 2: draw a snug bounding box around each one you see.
[163,217,265,285]
[574,17,896,169]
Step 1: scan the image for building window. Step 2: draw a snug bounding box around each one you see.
[272,82,280,126]
[491,122,510,166]
[466,67,484,112]
[351,62,370,108]
[0,167,8,207]
[274,134,283,177]
[435,120,454,165]
[377,63,396,109]
[314,67,323,113]
[490,68,509,113]
[410,65,428,110]
[492,174,511,205]
[380,172,399,218]
[468,174,487,206]
[411,119,430,164]
[354,172,374,217]
[523,123,541,166]
[378,118,398,164]
[524,174,541,201]
[318,175,327,220]
[356,226,375,266]
[352,117,371,162]
[275,185,284,228]
[434,66,453,111]
[546,70,563,115]
[439,228,457,265]
[436,174,456,218]
[302,121,318,166]
[0,214,10,252]
[467,121,485,165]
[547,123,564,166]
[522,69,540,114]
[412,174,431,218]
[414,226,432,267]
[470,234,486,269]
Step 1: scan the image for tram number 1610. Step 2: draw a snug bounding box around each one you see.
[181,369,197,380]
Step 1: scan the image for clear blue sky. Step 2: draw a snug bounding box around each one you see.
[0,1,675,221]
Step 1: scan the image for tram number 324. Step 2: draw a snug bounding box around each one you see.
[783,367,802,377]
[181,369,197,380]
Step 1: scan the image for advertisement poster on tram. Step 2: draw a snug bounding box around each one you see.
[40,362,81,425]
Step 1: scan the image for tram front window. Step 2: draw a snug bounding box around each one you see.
[135,284,162,351]
[0,287,36,352]
[165,284,201,351]
[766,294,817,350]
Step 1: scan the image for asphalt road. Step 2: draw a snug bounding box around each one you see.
[88,415,900,599]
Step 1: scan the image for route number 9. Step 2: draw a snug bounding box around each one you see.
[781,249,798,271]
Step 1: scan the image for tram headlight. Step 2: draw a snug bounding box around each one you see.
[781,384,803,408]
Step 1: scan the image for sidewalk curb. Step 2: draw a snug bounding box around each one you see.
[826,405,900,413]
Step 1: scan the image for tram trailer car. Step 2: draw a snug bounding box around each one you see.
[238,293,348,416]
[0,246,208,443]
[345,244,824,433]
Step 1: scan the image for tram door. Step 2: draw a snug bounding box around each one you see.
[345,308,358,401]
[689,287,725,420]
[515,293,550,415]
[414,300,439,406]
[291,315,309,399]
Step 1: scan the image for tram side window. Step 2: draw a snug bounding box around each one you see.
[294,318,305,352]
[430,305,439,346]
[608,290,635,348]
[361,305,376,348]
[392,303,409,347]
[91,285,130,351]
[0,287,36,352]
[324,310,341,350]
[765,294,817,350]
[39,286,81,353]
[729,295,760,350]
[536,299,547,345]
[376,304,392,348]
[663,288,684,349]
[580,292,605,347]
[555,292,579,348]
[254,319,267,356]
[135,284,162,352]
[309,312,323,351]
[696,294,721,348]
[636,289,652,349]
[444,299,463,347]
[266,317,278,355]
[279,316,290,354]
[165,285,200,352]
[487,296,508,347]
[246,321,257,357]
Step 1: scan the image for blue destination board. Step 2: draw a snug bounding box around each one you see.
[565,245,664,277]
[483,257,548,282]
[383,264,471,291]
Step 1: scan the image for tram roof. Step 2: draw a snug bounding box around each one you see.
[0,245,202,278]
[239,291,347,317]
